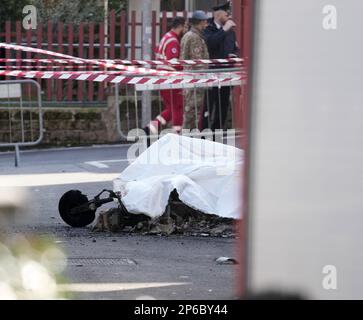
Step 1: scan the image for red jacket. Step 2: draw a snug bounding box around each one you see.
[156,31,182,71]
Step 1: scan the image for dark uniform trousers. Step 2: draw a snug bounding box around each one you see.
[202,19,239,131]
[201,85,231,131]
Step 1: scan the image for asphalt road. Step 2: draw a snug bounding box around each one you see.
[0,145,238,300]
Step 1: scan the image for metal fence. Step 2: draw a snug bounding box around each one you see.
[114,68,244,143]
[0,80,43,166]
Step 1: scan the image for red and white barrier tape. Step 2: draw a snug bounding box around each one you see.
[134,77,245,91]
[0,69,245,88]
[0,63,243,72]
[0,57,243,66]
[0,65,106,70]
[0,43,245,89]
[0,42,191,77]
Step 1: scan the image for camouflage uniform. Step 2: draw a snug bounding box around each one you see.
[180,27,209,129]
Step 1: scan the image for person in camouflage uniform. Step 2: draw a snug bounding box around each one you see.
[180,11,210,130]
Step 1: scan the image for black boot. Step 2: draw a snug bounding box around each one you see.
[142,126,151,148]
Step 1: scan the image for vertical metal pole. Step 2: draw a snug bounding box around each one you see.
[126,85,131,131]
[19,93,25,143]
[134,89,139,128]
[141,2,152,128]
[193,85,198,129]
[29,85,34,142]
[7,85,12,143]
[230,80,234,129]
[169,83,174,130]
[158,89,162,115]
[14,144,20,167]
[218,82,223,129]
[206,85,211,129]
[115,83,120,134]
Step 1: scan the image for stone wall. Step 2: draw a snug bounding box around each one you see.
[0,96,120,148]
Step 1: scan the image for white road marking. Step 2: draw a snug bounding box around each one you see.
[0,172,120,187]
[85,161,110,169]
[85,159,135,168]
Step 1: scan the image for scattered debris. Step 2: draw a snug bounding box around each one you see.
[148,216,175,236]
[92,208,150,233]
[215,257,238,265]
[136,295,156,300]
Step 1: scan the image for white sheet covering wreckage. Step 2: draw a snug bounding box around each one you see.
[113,134,243,219]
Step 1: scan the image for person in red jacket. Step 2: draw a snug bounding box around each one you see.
[144,16,187,136]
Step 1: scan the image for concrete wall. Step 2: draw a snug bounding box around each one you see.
[248,0,363,299]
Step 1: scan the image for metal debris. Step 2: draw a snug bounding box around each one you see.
[215,257,238,265]
[91,191,237,237]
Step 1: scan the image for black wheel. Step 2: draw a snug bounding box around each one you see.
[58,190,96,227]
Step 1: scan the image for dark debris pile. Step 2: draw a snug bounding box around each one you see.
[92,191,236,238]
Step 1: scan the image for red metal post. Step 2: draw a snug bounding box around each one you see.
[77,22,84,102]
[46,21,53,101]
[78,23,84,57]
[25,29,32,95]
[57,22,63,54]
[5,21,11,80]
[97,22,105,101]
[241,1,253,133]
[88,22,95,101]
[36,23,43,88]
[233,0,254,299]
[131,11,136,60]
[26,29,31,61]
[120,11,126,59]
[232,0,243,137]
[16,21,21,70]
[67,23,74,101]
[56,22,64,101]
[109,9,116,60]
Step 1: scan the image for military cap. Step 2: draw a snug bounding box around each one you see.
[191,10,209,21]
[212,1,231,12]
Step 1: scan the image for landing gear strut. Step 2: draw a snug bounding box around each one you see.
[58,189,128,228]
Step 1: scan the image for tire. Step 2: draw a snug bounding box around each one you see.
[58,190,96,228]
